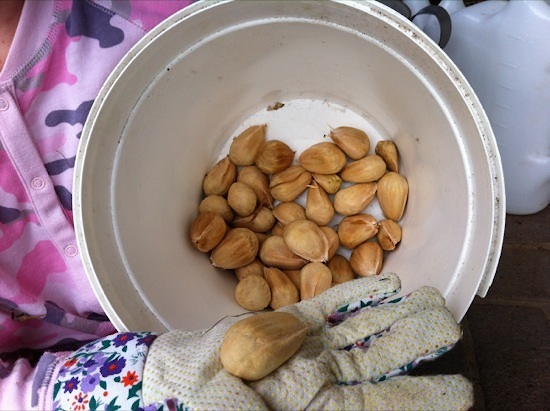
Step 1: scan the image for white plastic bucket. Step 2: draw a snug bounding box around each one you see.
[74,0,505,333]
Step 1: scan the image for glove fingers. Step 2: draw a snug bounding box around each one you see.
[307,375,474,411]
[279,272,400,328]
[325,285,445,348]
[323,306,462,383]
[248,337,329,411]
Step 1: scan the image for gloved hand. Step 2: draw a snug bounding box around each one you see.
[142,272,473,410]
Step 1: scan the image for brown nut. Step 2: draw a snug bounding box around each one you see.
[283,219,329,263]
[189,212,227,252]
[227,182,257,217]
[270,165,312,202]
[270,221,285,236]
[259,235,308,270]
[300,262,333,300]
[210,227,259,269]
[337,213,379,249]
[349,241,384,277]
[283,269,302,290]
[340,154,387,183]
[298,142,347,174]
[319,225,340,260]
[234,275,271,311]
[376,171,409,221]
[198,195,233,223]
[202,156,237,196]
[229,124,267,166]
[232,206,275,233]
[272,202,307,226]
[375,140,399,173]
[237,165,274,207]
[255,140,295,174]
[305,181,335,226]
[327,254,355,284]
[264,267,300,309]
[234,258,265,280]
[377,219,402,251]
[220,312,308,381]
[333,183,377,216]
[329,126,371,160]
[312,173,342,194]
[255,232,269,247]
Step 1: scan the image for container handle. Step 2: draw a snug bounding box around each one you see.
[411,4,452,48]
[377,1,452,49]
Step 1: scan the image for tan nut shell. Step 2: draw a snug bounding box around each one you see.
[329,126,371,160]
[284,269,302,290]
[270,221,285,236]
[300,262,332,300]
[319,225,340,260]
[259,235,308,270]
[210,227,259,269]
[255,140,295,174]
[255,232,269,247]
[264,267,300,309]
[189,212,227,252]
[270,165,312,202]
[198,195,233,223]
[272,202,307,226]
[234,258,265,280]
[337,214,379,249]
[237,166,273,207]
[202,156,237,196]
[349,241,384,277]
[333,183,377,216]
[227,182,257,217]
[220,312,308,381]
[234,275,271,311]
[283,220,329,263]
[312,173,342,194]
[229,124,267,166]
[340,154,387,183]
[305,181,335,226]
[298,142,347,174]
[377,219,402,251]
[327,254,355,284]
[232,206,275,233]
[375,140,399,173]
[377,171,409,221]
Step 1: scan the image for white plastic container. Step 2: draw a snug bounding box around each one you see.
[422,0,550,215]
[74,0,505,332]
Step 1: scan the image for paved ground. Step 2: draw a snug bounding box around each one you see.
[413,206,550,410]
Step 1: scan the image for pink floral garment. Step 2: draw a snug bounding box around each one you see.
[0,0,191,353]
[0,1,192,409]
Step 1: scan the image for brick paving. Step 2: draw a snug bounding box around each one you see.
[413,206,550,410]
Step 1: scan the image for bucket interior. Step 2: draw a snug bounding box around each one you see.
[76,1,504,332]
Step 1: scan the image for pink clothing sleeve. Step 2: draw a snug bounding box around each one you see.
[0,352,69,411]
[0,0,192,409]
[0,0,192,347]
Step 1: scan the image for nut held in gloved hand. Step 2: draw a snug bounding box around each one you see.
[220,311,309,381]
[142,273,474,411]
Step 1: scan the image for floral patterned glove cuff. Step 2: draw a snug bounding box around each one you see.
[52,332,158,411]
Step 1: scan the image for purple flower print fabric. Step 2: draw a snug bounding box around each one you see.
[53,332,158,411]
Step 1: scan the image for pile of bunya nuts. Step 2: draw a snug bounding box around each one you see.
[189,125,408,312]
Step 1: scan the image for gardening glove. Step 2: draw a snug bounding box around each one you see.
[142,272,473,410]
